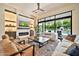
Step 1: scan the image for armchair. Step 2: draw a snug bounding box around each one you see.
[0,34,35,56]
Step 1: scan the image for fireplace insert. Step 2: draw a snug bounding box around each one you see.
[19,32,29,36]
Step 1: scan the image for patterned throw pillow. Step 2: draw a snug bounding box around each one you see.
[65,35,76,42]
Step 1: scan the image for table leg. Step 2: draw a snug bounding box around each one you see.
[39,43,43,48]
[39,43,41,48]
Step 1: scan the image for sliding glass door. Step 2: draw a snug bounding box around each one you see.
[46,21,55,32]
[38,11,72,35]
[38,23,42,34]
[42,22,46,32]
[56,18,71,35]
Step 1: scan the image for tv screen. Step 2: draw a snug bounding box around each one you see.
[19,21,29,27]
[18,15,30,28]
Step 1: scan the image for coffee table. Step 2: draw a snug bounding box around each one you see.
[33,37,50,48]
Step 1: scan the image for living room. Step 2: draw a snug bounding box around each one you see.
[0,3,79,56]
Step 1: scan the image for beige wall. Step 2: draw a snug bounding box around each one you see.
[3,4,26,16]
[38,4,79,35]
[72,9,79,35]
[0,5,5,40]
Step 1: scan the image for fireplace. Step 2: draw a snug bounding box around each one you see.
[19,32,29,36]
[17,29,30,38]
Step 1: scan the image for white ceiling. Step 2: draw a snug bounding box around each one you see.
[5,3,65,17]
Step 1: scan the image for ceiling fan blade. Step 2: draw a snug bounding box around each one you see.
[32,10,37,13]
[32,3,46,13]
[33,9,39,12]
[39,9,45,11]
[32,10,36,12]
[37,3,40,10]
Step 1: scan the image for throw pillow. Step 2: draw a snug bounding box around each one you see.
[65,35,76,42]
[65,43,79,56]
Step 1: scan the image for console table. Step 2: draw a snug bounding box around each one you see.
[10,44,35,56]
[17,40,26,44]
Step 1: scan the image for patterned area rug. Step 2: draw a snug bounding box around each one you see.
[35,41,59,56]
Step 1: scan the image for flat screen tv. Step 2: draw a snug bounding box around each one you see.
[19,21,29,27]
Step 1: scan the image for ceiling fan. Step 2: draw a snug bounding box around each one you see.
[33,3,45,13]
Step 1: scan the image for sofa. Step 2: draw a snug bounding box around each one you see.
[52,39,74,56]
[52,35,79,56]
[42,32,58,41]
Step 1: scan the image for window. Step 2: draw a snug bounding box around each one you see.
[56,12,71,18]
[42,22,46,32]
[38,11,72,35]
[56,18,71,35]
[38,23,42,33]
[46,21,55,32]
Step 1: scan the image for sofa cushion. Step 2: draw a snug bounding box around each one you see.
[61,39,74,48]
[52,38,74,56]
[44,32,51,35]
[42,32,57,41]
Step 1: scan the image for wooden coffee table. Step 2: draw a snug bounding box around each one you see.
[33,37,50,48]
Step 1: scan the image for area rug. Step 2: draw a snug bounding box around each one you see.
[35,41,59,56]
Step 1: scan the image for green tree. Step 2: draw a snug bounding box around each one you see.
[56,21,62,29]
[63,20,71,34]
[63,20,71,28]
[46,24,51,30]
[46,22,56,31]
[50,23,56,30]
